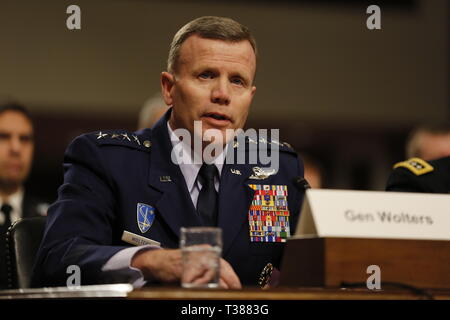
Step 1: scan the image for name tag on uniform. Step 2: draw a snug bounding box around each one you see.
[121,231,161,247]
[247,184,291,243]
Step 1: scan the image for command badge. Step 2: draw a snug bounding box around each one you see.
[249,167,277,180]
[137,203,155,233]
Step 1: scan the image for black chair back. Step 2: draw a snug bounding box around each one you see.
[6,216,46,289]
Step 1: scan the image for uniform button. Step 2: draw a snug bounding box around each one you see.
[143,140,152,148]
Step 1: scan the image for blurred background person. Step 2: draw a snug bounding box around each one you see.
[386,122,450,193]
[137,93,169,130]
[405,123,450,161]
[301,153,324,189]
[0,102,47,289]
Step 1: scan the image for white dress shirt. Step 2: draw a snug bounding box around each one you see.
[0,188,24,225]
[167,120,226,207]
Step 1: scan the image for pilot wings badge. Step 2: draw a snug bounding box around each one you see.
[249,167,277,180]
[137,203,155,233]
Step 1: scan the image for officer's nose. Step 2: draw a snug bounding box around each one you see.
[211,78,230,105]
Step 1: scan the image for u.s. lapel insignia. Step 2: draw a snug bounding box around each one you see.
[231,168,242,175]
[137,203,156,233]
[159,176,172,182]
[249,167,276,180]
[247,184,290,243]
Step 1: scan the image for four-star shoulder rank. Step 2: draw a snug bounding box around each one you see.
[93,131,151,152]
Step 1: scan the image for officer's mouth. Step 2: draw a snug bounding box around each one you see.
[201,112,232,126]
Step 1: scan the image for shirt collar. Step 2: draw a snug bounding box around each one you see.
[167,121,227,192]
[0,188,24,222]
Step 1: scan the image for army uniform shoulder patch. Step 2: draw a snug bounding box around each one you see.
[90,130,152,152]
[393,157,434,176]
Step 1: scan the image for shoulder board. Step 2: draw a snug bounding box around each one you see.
[90,130,152,152]
[393,157,434,176]
[279,141,297,154]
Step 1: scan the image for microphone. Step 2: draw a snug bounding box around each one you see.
[292,176,311,191]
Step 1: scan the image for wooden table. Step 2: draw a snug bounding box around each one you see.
[1,284,449,300]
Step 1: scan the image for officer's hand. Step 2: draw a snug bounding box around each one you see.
[131,248,182,283]
[131,248,241,289]
[218,258,242,289]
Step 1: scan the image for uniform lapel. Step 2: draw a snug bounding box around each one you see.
[147,111,202,240]
[218,163,255,256]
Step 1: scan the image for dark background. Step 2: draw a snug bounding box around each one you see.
[0,0,448,203]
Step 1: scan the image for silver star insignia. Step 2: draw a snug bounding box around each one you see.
[132,135,141,145]
[96,132,108,139]
[271,139,282,146]
[121,133,131,141]
[259,137,268,144]
[111,133,120,139]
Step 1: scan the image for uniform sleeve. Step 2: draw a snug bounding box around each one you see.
[32,134,130,287]
[101,246,155,288]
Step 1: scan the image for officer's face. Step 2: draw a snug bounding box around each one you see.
[162,35,256,146]
[0,111,34,189]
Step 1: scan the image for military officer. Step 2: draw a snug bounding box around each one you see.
[386,157,450,193]
[32,16,304,288]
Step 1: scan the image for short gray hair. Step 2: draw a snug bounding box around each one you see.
[167,16,257,74]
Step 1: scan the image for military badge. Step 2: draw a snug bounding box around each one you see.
[137,203,155,233]
[231,168,242,175]
[258,263,274,289]
[249,167,277,180]
[247,184,290,242]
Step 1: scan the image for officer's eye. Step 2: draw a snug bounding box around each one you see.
[0,133,10,140]
[198,71,214,79]
[230,77,245,86]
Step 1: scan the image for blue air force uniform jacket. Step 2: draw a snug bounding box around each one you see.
[32,112,304,287]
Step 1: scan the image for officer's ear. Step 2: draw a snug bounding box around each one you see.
[161,72,175,106]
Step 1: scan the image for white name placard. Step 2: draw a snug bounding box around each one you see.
[295,189,450,240]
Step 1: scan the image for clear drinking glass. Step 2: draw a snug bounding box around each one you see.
[180,227,222,288]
